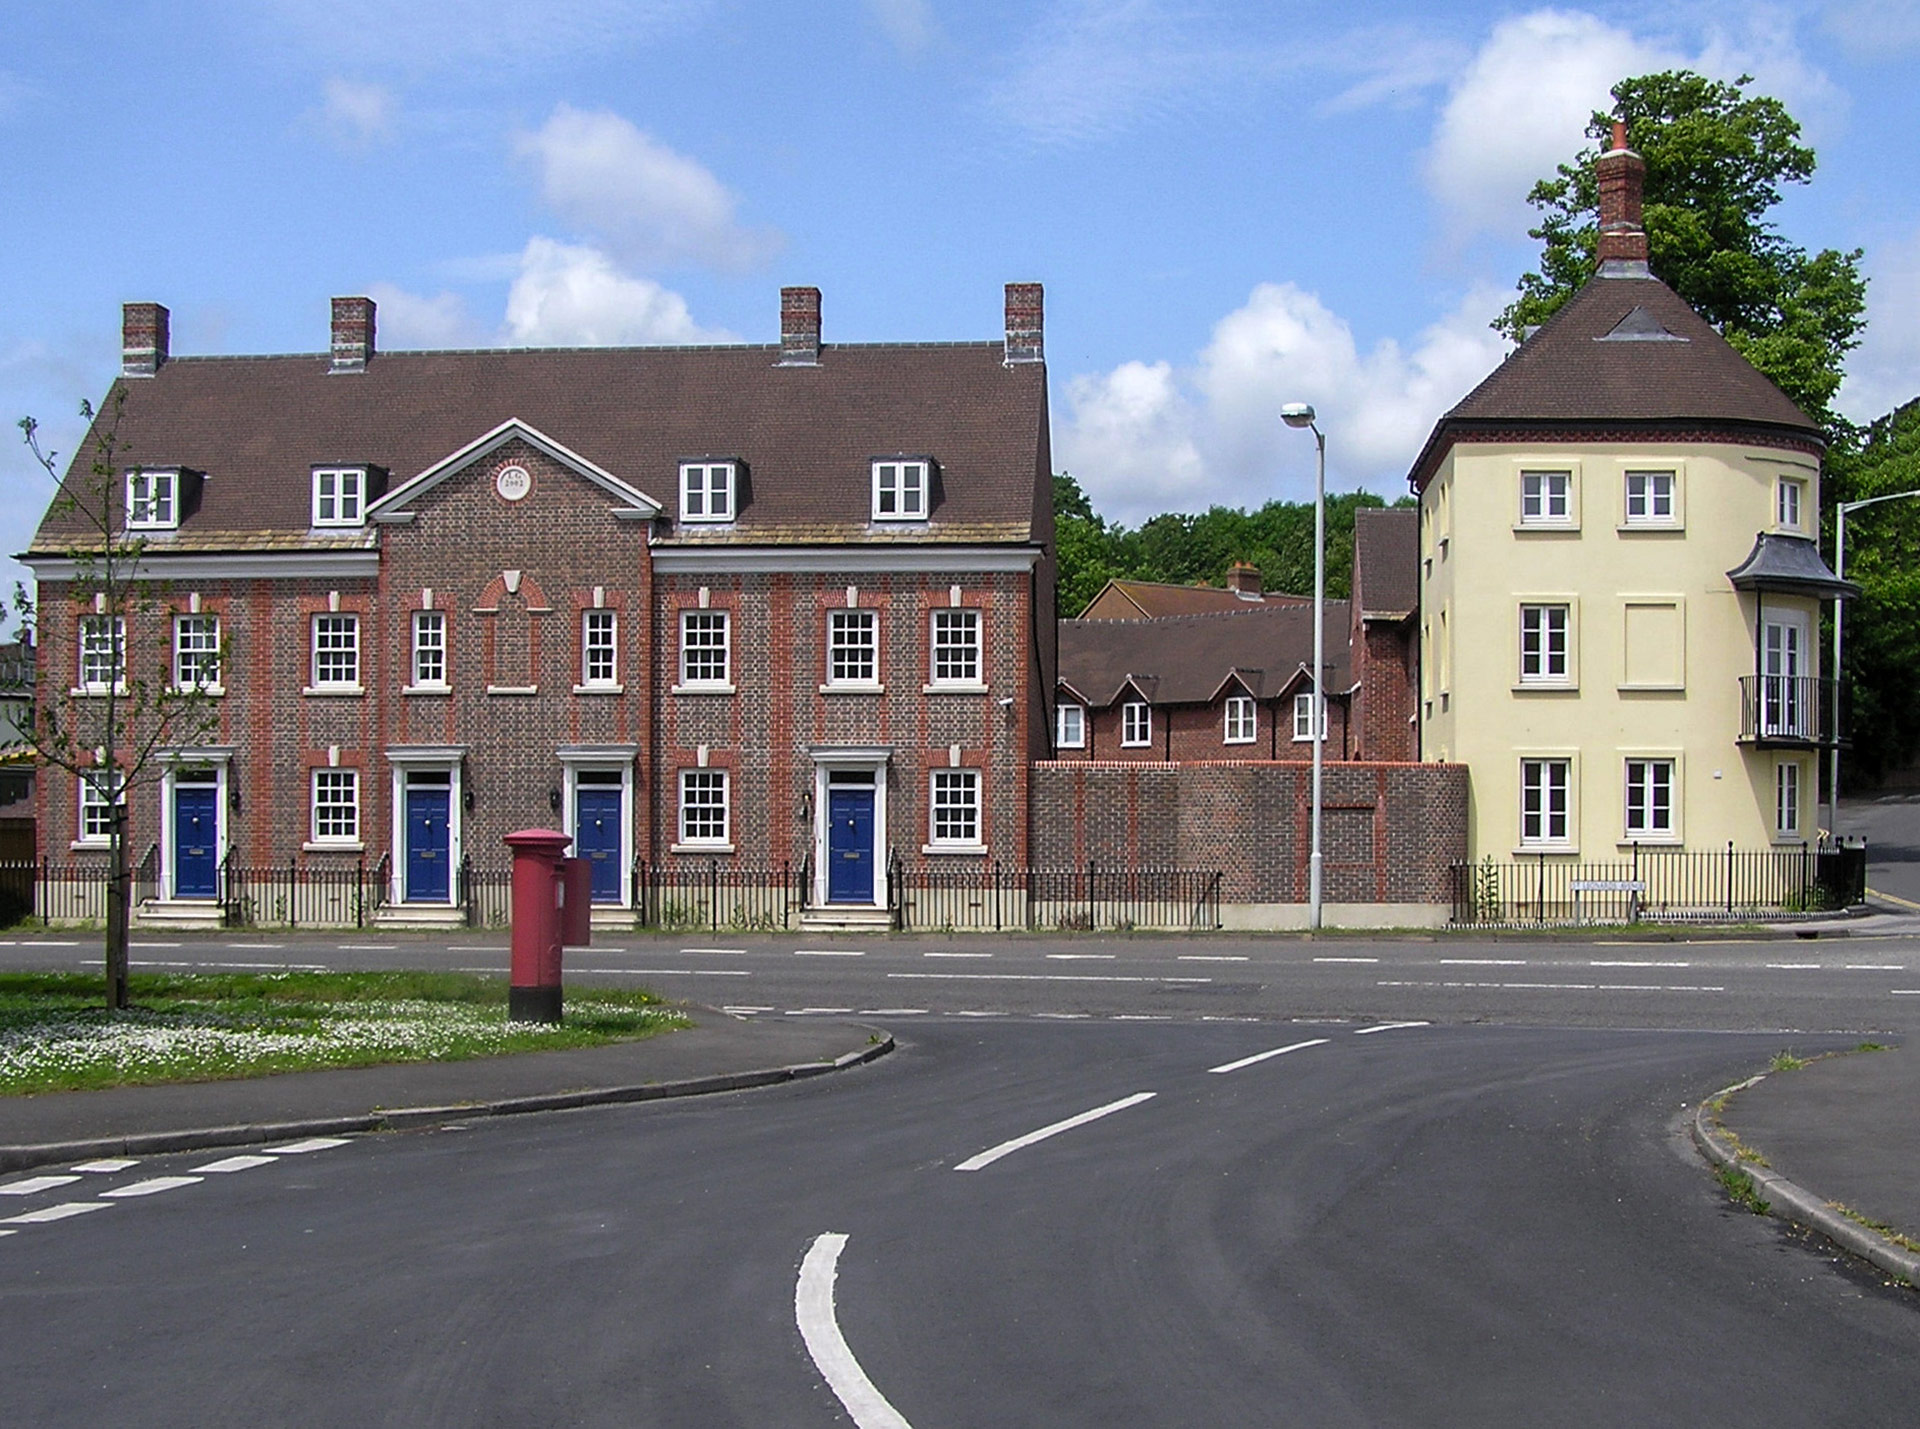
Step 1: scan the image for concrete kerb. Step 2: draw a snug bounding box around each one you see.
[0,1032,894,1176]
[1691,1074,1920,1288]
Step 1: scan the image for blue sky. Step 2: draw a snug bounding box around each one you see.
[5,0,1920,597]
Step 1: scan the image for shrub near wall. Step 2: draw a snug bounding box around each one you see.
[1029,761,1467,906]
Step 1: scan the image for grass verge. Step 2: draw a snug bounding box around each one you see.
[0,971,686,1095]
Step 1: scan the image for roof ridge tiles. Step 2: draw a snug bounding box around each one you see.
[158,339,1010,364]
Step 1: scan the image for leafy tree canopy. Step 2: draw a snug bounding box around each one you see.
[1498,70,1866,434]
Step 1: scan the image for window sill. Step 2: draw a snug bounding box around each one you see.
[303,840,365,853]
[1617,683,1685,693]
[170,684,225,697]
[573,683,625,695]
[70,840,111,852]
[1513,844,1578,857]
[1512,683,1578,694]
[488,685,539,696]
[1057,743,1086,752]
[1118,741,1153,749]
[1512,522,1580,534]
[1225,738,1258,747]
[70,686,128,698]
[403,684,452,696]
[1616,522,1684,534]
[671,682,736,696]
[302,685,365,697]
[1616,836,1678,849]
[922,843,988,856]
[922,682,988,695]
[669,842,735,855]
[820,682,884,696]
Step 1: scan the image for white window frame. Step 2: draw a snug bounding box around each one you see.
[678,609,731,689]
[310,613,360,691]
[928,608,982,688]
[1292,691,1326,743]
[312,467,366,528]
[1520,758,1572,847]
[411,611,448,690]
[928,769,982,850]
[1224,694,1257,744]
[1519,470,1574,527]
[1518,603,1571,684]
[126,468,178,530]
[310,768,361,845]
[871,460,929,521]
[173,614,221,692]
[1776,760,1802,838]
[679,462,736,523]
[1776,477,1805,532]
[78,615,126,693]
[1623,470,1676,526]
[581,609,619,688]
[1056,702,1086,749]
[1121,701,1152,748]
[826,609,879,688]
[1623,758,1676,840]
[77,770,123,845]
[677,769,730,848]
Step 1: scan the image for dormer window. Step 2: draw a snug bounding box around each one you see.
[126,469,178,530]
[313,467,366,527]
[680,462,737,523]
[872,459,929,521]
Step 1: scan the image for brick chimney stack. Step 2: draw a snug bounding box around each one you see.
[1004,282,1044,363]
[122,302,170,378]
[780,286,822,365]
[331,296,376,373]
[1225,562,1263,597]
[1595,120,1650,272]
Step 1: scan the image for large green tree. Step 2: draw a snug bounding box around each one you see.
[1499,71,1866,434]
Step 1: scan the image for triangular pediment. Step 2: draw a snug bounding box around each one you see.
[368,418,662,523]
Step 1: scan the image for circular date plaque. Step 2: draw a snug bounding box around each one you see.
[495,465,532,501]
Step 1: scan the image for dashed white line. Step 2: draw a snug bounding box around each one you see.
[195,1155,279,1173]
[1111,1014,1171,1021]
[1766,963,1821,970]
[19,940,79,947]
[1845,964,1904,971]
[2,1202,107,1224]
[1591,960,1690,968]
[1046,953,1115,960]
[682,947,748,956]
[797,1233,914,1429]
[787,1007,854,1015]
[1890,990,1920,996]
[955,1092,1157,1172]
[0,1175,80,1196]
[1208,1038,1329,1074]
[888,972,1210,984]
[1034,1012,1091,1019]
[1378,979,1725,993]
[337,943,397,950]
[1440,959,1527,966]
[1179,954,1249,962]
[132,960,328,971]
[923,951,992,959]
[796,950,865,958]
[859,1008,928,1016]
[101,1176,203,1198]
[129,941,181,949]
[223,943,279,950]
[270,1137,352,1154]
[721,1005,774,1015]
[1313,956,1378,964]
[1353,1021,1431,1035]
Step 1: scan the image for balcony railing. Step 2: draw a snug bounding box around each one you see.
[1738,675,1842,747]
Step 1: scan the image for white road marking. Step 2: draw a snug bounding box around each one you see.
[337,944,397,950]
[3,1202,108,1224]
[1,1176,81,1196]
[1208,1038,1329,1073]
[223,943,279,950]
[1890,990,1920,996]
[1179,954,1249,961]
[1766,963,1821,970]
[956,1092,1157,1172]
[129,941,181,949]
[1034,1012,1091,1019]
[955,1010,1002,1017]
[270,1137,351,1154]
[1353,1021,1431,1035]
[721,1005,774,1015]
[20,940,79,947]
[132,960,328,971]
[1046,953,1115,960]
[462,946,511,952]
[797,1233,914,1429]
[463,966,751,977]
[71,1159,139,1173]
[1440,959,1527,966]
[1111,1014,1171,1021]
[788,1007,855,1015]
[195,1155,280,1173]
[1846,964,1905,971]
[795,949,865,958]
[682,947,748,956]
[888,972,1210,984]
[1377,980,1724,992]
[923,951,992,959]
[859,1008,928,1016]
[1591,960,1690,968]
[0,1229,13,1236]
[1313,956,1378,963]
[101,1176,203,1198]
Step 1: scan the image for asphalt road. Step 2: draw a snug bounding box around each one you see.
[1,1019,1914,1426]
[7,926,1918,1034]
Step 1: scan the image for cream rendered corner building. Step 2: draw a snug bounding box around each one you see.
[1410,131,1854,863]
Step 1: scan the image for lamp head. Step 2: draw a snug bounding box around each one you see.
[1280,403,1316,429]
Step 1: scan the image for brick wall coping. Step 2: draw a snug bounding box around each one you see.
[1035,759,1464,771]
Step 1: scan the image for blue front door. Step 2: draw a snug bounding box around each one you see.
[576,786,623,903]
[827,788,875,904]
[406,786,451,903]
[173,784,218,899]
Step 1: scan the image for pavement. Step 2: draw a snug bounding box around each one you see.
[0,1006,892,1175]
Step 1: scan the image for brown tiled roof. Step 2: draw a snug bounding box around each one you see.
[1058,602,1352,707]
[30,342,1048,553]
[1352,507,1417,620]
[1075,579,1308,619]
[1407,274,1819,491]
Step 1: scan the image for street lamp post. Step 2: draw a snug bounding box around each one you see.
[1830,487,1920,837]
[1281,403,1325,930]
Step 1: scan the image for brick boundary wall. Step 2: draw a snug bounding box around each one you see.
[1030,759,1467,905]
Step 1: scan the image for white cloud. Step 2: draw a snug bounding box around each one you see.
[502,237,735,346]
[1057,284,1509,523]
[363,283,489,349]
[863,0,938,55]
[317,77,395,147]
[1837,227,1920,422]
[514,105,778,270]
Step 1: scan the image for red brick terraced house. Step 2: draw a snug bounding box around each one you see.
[23,285,1056,931]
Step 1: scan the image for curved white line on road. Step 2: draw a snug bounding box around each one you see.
[797,1233,914,1429]
[1352,1021,1430,1035]
[1208,1038,1328,1074]
[954,1092,1157,1172]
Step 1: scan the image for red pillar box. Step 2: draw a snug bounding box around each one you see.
[505,828,573,1023]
